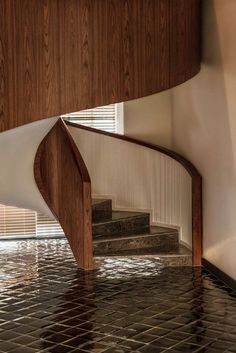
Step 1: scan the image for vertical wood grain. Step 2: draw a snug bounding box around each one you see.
[34,119,93,270]
[0,0,7,132]
[0,0,201,132]
[192,175,202,266]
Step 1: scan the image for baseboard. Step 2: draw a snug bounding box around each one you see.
[202,258,236,292]
[179,240,192,251]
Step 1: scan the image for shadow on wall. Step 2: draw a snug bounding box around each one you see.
[172,0,236,278]
[0,118,57,217]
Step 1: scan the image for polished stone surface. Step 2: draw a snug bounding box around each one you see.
[93,226,179,254]
[95,244,192,267]
[1,199,181,268]
[92,199,112,223]
[92,211,150,239]
[0,239,236,352]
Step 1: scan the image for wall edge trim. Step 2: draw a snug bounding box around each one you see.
[202,258,236,292]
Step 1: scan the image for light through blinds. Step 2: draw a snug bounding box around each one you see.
[0,204,36,238]
[62,104,117,133]
[0,204,64,239]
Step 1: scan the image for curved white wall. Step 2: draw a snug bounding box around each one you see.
[0,117,58,217]
[124,91,173,149]
[69,126,192,247]
[172,0,236,279]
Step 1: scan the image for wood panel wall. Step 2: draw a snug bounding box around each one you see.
[34,119,93,270]
[0,0,201,132]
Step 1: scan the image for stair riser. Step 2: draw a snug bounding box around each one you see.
[91,199,188,265]
[159,256,192,267]
[93,215,150,239]
[95,255,192,267]
[92,209,113,222]
[94,233,178,255]
[92,200,112,222]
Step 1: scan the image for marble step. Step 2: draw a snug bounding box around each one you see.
[92,199,112,222]
[93,226,178,255]
[92,211,150,239]
[94,244,192,267]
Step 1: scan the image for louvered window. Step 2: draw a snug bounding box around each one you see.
[0,204,64,239]
[0,204,37,238]
[62,103,123,133]
[36,213,64,238]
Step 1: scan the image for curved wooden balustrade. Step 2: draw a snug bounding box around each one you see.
[34,119,93,270]
[66,122,202,267]
[0,0,202,269]
[0,0,200,132]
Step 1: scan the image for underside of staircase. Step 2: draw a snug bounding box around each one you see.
[92,199,192,266]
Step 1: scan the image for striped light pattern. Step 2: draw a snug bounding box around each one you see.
[0,204,36,238]
[62,104,117,133]
[0,204,64,239]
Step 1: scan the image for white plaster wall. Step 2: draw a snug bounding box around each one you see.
[0,118,58,217]
[172,0,236,279]
[124,91,173,149]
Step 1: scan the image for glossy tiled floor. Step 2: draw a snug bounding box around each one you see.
[0,240,236,353]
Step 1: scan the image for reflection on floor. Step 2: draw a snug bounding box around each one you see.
[0,239,236,353]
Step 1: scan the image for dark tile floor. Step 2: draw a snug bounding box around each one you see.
[0,239,236,353]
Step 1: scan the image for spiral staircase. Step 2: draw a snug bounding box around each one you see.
[0,0,202,270]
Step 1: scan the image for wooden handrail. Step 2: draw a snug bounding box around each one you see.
[66,121,203,267]
[58,120,91,183]
[34,118,93,270]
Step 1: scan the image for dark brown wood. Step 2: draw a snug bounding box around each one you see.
[169,0,201,85]
[0,0,201,132]
[192,176,202,267]
[34,119,93,270]
[66,121,203,267]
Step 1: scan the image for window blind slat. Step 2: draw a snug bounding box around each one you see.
[0,204,37,237]
[62,104,117,133]
[0,204,64,238]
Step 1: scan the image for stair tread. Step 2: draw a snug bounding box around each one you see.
[91,201,185,263]
[92,198,111,206]
[93,225,178,242]
[94,244,191,257]
[92,210,149,225]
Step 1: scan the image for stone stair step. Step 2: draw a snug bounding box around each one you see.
[93,226,178,255]
[92,211,150,239]
[92,198,112,222]
[94,244,192,267]
[91,199,191,266]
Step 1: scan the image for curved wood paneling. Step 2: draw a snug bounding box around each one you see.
[34,119,93,270]
[66,122,202,267]
[0,0,200,132]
